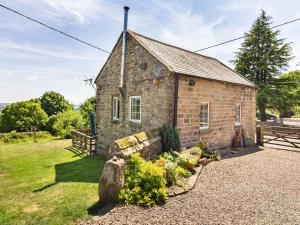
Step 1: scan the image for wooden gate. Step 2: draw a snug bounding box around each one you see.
[71,129,96,155]
[257,125,300,149]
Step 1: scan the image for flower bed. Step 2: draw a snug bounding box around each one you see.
[119,140,221,206]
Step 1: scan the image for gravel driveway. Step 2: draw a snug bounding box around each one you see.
[87,147,300,225]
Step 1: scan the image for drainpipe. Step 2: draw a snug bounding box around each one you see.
[119,6,129,95]
[173,73,179,128]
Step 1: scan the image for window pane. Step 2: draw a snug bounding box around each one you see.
[235,104,241,124]
[200,103,209,128]
[130,97,141,121]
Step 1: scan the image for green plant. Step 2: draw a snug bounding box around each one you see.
[202,148,221,161]
[190,146,202,156]
[119,153,168,207]
[79,96,96,127]
[197,140,207,150]
[53,109,84,138]
[155,151,195,186]
[174,166,192,178]
[160,124,181,152]
[186,157,199,169]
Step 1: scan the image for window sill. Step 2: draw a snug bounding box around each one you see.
[234,124,242,128]
[199,128,213,134]
[111,120,120,124]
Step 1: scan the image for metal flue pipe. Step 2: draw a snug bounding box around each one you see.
[119,6,129,91]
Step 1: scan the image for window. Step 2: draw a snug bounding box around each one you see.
[129,96,141,123]
[200,103,209,129]
[112,96,120,120]
[235,103,241,125]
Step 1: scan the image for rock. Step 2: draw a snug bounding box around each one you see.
[99,157,126,204]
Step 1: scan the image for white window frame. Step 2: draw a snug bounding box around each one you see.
[200,102,209,130]
[235,103,241,125]
[112,96,120,121]
[129,96,141,123]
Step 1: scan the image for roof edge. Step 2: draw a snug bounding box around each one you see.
[94,33,122,83]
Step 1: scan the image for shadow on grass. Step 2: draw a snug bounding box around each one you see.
[65,146,89,157]
[32,148,106,192]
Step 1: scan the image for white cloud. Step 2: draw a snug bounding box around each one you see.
[0,39,94,60]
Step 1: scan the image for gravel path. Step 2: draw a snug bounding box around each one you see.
[87,147,300,225]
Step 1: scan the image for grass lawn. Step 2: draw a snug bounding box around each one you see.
[0,139,106,225]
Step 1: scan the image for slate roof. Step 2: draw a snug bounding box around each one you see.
[128,31,255,87]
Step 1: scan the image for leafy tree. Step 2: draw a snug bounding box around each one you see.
[267,70,300,117]
[53,109,84,138]
[41,91,72,116]
[79,96,96,127]
[233,10,293,121]
[0,100,48,132]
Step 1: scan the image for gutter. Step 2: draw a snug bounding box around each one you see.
[173,73,179,128]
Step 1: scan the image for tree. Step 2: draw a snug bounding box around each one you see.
[41,91,72,116]
[267,70,300,118]
[233,10,293,121]
[79,96,96,127]
[0,100,48,132]
[53,109,84,138]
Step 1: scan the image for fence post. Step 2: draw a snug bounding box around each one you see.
[256,125,264,146]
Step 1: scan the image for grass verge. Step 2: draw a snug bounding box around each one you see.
[0,139,106,225]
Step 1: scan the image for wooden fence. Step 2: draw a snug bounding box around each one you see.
[71,129,96,155]
[256,125,300,149]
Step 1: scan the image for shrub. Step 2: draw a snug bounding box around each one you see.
[53,109,84,138]
[45,114,57,135]
[175,166,192,178]
[160,124,181,152]
[79,96,96,127]
[189,146,202,156]
[197,140,208,150]
[156,151,194,186]
[0,131,52,143]
[202,148,221,161]
[119,153,168,207]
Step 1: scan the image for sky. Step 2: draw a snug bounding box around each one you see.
[0,0,299,105]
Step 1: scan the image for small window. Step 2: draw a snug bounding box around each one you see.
[129,96,141,123]
[200,103,209,129]
[235,103,241,125]
[112,96,120,120]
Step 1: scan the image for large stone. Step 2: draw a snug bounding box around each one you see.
[99,156,126,204]
[107,131,162,160]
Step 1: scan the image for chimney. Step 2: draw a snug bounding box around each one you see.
[119,6,129,94]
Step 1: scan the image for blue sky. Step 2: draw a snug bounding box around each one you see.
[0,0,299,104]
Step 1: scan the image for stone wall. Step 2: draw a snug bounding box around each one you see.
[108,131,162,160]
[177,76,256,148]
[95,34,175,155]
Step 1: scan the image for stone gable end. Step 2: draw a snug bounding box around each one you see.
[95,34,175,155]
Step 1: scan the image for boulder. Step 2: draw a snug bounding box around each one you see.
[99,156,126,204]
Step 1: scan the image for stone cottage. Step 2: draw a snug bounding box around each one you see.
[95,30,256,155]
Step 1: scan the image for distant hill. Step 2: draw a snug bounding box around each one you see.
[0,103,10,111]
